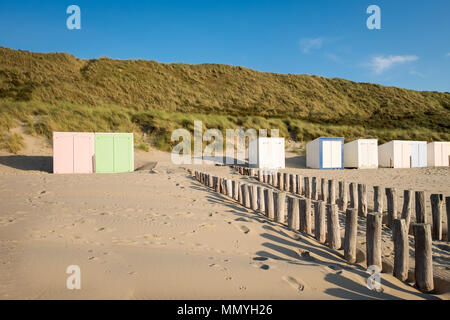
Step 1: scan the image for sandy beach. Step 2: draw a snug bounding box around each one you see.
[0,136,449,300]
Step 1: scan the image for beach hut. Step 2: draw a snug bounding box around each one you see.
[248,137,285,169]
[410,141,427,167]
[53,132,95,174]
[344,139,378,169]
[427,142,450,167]
[94,133,134,173]
[378,140,427,168]
[306,137,344,169]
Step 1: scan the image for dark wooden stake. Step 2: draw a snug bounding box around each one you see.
[338,181,348,212]
[264,188,274,219]
[328,179,336,205]
[311,177,317,200]
[415,191,427,223]
[358,183,368,217]
[287,196,300,231]
[393,219,409,281]
[349,182,358,210]
[314,201,326,243]
[430,194,443,241]
[386,187,398,228]
[413,223,434,293]
[258,186,265,213]
[401,189,412,233]
[300,198,312,234]
[326,204,341,250]
[274,191,286,224]
[366,212,382,269]
[304,177,311,199]
[344,208,358,263]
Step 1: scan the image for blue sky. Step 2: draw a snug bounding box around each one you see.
[0,0,449,92]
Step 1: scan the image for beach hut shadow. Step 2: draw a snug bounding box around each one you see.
[0,155,52,173]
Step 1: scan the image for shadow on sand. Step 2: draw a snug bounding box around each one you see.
[188,175,440,300]
[0,155,53,173]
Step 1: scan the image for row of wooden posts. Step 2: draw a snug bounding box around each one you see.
[233,166,450,243]
[193,169,437,293]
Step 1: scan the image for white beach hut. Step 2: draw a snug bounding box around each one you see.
[306,137,344,169]
[427,142,450,167]
[344,139,378,169]
[410,141,427,167]
[378,140,427,168]
[248,137,285,169]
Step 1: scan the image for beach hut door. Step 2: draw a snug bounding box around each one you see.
[322,140,341,168]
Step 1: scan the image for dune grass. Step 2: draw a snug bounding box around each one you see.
[0,46,449,153]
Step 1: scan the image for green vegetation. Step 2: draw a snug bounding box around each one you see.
[0,46,449,153]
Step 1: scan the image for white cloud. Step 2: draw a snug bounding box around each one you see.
[369,55,418,74]
[325,53,341,62]
[409,69,425,78]
[300,38,324,54]
[446,52,450,57]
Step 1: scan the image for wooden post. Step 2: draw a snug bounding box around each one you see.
[393,219,409,281]
[386,188,398,228]
[349,182,358,210]
[243,184,251,208]
[344,208,358,263]
[338,181,348,212]
[446,197,450,242]
[366,212,382,269]
[233,180,240,201]
[278,172,283,190]
[311,177,317,200]
[264,189,274,220]
[357,184,368,217]
[373,186,383,215]
[304,177,311,198]
[328,179,336,205]
[270,172,275,187]
[296,175,303,195]
[214,176,220,193]
[290,174,297,194]
[413,223,434,293]
[415,191,427,223]
[274,191,286,224]
[401,190,412,232]
[258,186,265,213]
[430,194,443,241]
[251,185,258,211]
[321,178,327,202]
[226,179,233,197]
[287,196,300,231]
[300,198,312,234]
[208,174,213,188]
[220,178,226,194]
[283,173,289,192]
[326,204,341,250]
[314,201,326,243]
[239,184,245,206]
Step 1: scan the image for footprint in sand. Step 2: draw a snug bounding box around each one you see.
[297,249,315,262]
[251,261,270,270]
[283,276,305,291]
[209,263,227,272]
[239,225,250,234]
